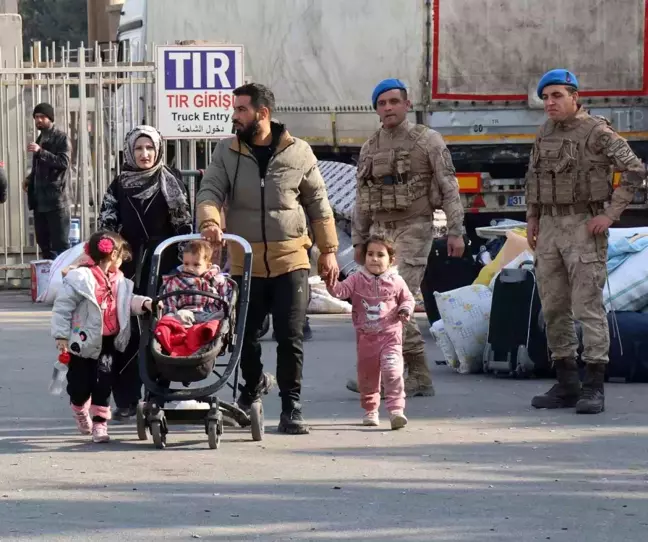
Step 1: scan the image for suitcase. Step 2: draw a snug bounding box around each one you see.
[604,311,648,383]
[421,234,481,325]
[483,261,551,377]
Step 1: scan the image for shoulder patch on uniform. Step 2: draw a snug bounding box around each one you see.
[441,147,456,175]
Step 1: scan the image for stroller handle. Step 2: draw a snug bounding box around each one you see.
[152,233,253,257]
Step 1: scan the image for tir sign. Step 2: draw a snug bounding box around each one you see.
[156,45,244,139]
[164,50,236,91]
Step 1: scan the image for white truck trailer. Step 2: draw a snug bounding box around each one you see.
[115,0,648,231]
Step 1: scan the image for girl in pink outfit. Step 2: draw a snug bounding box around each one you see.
[328,234,415,430]
[51,231,152,443]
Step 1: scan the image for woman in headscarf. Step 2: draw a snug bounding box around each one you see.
[98,125,193,420]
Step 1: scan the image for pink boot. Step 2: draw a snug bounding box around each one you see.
[71,401,92,435]
[90,405,111,443]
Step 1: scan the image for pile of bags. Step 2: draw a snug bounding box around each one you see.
[428,224,648,382]
[429,227,534,374]
[31,242,85,304]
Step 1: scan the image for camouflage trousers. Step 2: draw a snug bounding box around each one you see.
[371,217,435,368]
[535,212,609,365]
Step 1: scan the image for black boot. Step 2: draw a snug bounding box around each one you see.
[112,404,137,422]
[531,359,581,409]
[576,363,605,414]
[236,372,276,414]
[278,401,310,435]
[302,317,313,342]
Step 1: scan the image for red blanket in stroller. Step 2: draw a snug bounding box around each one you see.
[154,315,222,357]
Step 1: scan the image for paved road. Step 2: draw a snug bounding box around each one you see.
[0,290,647,541]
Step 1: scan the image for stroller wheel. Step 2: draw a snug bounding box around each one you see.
[250,401,264,442]
[136,402,148,441]
[151,421,166,449]
[207,412,223,450]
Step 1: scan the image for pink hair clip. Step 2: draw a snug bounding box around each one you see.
[97,238,114,254]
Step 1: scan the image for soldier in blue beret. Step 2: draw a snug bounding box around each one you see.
[526,69,646,414]
[346,77,465,399]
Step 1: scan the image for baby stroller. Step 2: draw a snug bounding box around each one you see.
[136,233,261,449]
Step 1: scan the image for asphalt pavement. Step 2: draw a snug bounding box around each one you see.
[0,290,647,541]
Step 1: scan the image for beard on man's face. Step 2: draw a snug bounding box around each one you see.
[232,119,260,142]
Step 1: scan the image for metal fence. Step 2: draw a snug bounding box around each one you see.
[0,42,216,286]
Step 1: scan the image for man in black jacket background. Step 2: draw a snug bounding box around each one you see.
[22,103,71,259]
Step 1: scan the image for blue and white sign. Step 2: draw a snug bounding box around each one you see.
[156,45,244,139]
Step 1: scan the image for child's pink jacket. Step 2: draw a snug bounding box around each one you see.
[328,267,415,334]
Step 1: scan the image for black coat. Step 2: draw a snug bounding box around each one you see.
[26,126,71,212]
[98,167,193,293]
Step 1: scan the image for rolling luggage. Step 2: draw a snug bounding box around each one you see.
[421,235,481,325]
[604,311,648,383]
[483,261,551,377]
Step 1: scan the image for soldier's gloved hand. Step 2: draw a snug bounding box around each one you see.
[587,215,613,236]
[447,235,465,258]
[527,217,539,251]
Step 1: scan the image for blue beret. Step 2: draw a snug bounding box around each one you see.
[372,78,407,109]
[537,69,579,98]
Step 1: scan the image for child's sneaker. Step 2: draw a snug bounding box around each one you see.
[362,411,379,426]
[71,405,92,435]
[389,410,408,430]
[92,421,110,443]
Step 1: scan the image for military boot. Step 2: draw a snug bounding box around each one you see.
[404,352,435,397]
[345,379,385,399]
[531,359,581,409]
[575,363,605,414]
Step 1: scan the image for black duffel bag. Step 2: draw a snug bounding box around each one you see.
[421,234,481,326]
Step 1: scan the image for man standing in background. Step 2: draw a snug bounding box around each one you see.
[22,103,71,259]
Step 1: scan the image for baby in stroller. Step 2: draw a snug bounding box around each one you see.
[155,240,231,358]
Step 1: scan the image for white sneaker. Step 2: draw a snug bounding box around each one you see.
[389,410,408,430]
[362,411,379,426]
[92,421,110,443]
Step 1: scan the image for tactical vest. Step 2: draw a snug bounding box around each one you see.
[357,124,432,213]
[526,114,614,206]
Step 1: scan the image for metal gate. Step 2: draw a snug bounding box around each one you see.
[0,42,214,286]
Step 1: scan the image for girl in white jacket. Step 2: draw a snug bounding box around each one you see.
[51,231,152,443]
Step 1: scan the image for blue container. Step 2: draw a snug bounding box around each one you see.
[69,218,81,246]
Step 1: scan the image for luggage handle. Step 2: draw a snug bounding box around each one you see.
[518,259,534,269]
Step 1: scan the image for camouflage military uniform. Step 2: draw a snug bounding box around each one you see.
[527,107,645,413]
[352,119,465,396]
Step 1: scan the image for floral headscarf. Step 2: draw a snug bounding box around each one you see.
[118,125,192,230]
